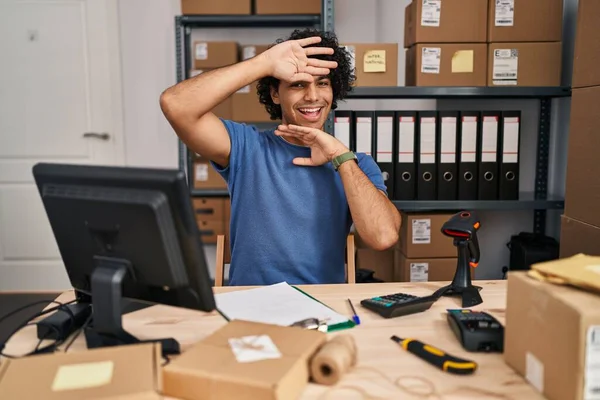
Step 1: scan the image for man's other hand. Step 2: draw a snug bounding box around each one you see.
[275,124,349,167]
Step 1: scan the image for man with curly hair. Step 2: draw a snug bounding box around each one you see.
[160,28,401,286]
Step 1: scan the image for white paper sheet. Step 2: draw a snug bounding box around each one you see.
[215,282,350,327]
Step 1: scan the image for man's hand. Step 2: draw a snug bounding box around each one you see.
[275,124,349,166]
[259,36,339,83]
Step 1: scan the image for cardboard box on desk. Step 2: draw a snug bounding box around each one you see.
[399,212,456,258]
[487,0,563,43]
[404,0,488,48]
[0,343,162,399]
[341,43,398,87]
[504,271,600,400]
[162,320,327,400]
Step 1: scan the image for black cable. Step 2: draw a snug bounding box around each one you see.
[63,313,93,353]
[0,299,75,327]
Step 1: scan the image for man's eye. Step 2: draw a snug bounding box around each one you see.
[318,81,330,86]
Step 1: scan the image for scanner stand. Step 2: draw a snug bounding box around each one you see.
[83,256,180,357]
[434,239,483,308]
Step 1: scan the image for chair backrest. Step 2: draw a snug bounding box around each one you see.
[214,234,356,286]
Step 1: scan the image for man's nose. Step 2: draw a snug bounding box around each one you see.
[304,84,318,101]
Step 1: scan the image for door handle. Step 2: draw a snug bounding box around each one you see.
[83,132,110,140]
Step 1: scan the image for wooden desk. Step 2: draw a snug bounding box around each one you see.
[5,281,543,399]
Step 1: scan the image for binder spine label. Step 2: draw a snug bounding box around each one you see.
[356,117,372,155]
[503,117,520,163]
[441,117,457,163]
[399,117,415,163]
[420,117,436,164]
[461,116,477,162]
[334,117,351,149]
[482,116,499,162]
[377,117,393,163]
[412,219,431,244]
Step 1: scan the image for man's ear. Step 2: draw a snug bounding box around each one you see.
[270,86,280,105]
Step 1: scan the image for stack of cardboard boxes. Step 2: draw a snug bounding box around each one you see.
[405,0,563,87]
[560,0,600,257]
[181,0,320,15]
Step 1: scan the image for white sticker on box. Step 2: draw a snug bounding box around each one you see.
[526,352,544,393]
[243,46,256,60]
[421,0,441,27]
[461,116,478,163]
[412,219,431,244]
[493,49,518,85]
[585,326,600,399]
[236,85,250,94]
[502,117,520,163]
[195,163,208,182]
[495,0,514,26]
[441,117,457,163]
[195,43,208,60]
[421,47,441,74]
[410,263,429,282]
[229,335,282,363]
[343,45,356,73]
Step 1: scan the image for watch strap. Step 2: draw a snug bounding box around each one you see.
[332,151,358,171]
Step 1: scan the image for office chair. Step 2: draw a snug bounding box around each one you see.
[214,234,356,286]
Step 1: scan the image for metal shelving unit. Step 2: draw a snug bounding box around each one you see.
[175,1,570,235]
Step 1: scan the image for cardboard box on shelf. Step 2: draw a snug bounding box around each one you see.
[487,42,561,87]
[232,45,273,123]
[341,43,398,87]
[193,41,239,70]
[193,198,225,221]
[394,252,465,282]
[356,248,395,282]
[255,0,321,15]
[0,343,162,399]
[565,86,600,226]
[572,0,600,88]
[504,271,600,400]
[559,216,600,258]
[197,219,224,244]
[162,320,327,400]
[193,159,227,190]
[405,43,487,87]
[487,0,563,43]
[404,0,488,48]
[181,0,251,15]
[398,212,457,258]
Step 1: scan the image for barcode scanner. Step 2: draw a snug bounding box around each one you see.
[432,211,483,307]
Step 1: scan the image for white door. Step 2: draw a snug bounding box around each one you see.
[0,0,125,290]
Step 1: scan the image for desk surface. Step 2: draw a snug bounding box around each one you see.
[5,281,542,400]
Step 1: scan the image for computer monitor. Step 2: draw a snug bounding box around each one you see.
[32,162,216,355]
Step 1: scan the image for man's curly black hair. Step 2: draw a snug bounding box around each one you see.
[256,28,355,121]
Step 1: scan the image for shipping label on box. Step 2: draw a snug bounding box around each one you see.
[421,0,441,27]
[492,48,519,86]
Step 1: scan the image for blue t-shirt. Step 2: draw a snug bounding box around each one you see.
[211,119,387,286]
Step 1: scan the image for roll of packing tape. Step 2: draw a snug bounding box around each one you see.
[310,334,358,385]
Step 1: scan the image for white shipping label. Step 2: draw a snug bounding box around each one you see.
[420,117,436,164]
[229,335,282,363]
[343,45,356,73]
[441,117,457,163]
[236,85,250,94]
[410,263,429,282]
[412,219,431,244]
[195,43,208,60]
[334,117,351,149]
[377,117,393,163]
[502,117,520,163]
[356,117,372,155]
[421,47,441,74]
[526,352,544,393]
[195,164,208,182]
[495,0,515,26]
[421,0,441,27]
[493,49,518,85]
[461,116,478,163]
[243,46,256,60]
[585,326,600,400]
[399,117,415,163]
[482,116,498,162]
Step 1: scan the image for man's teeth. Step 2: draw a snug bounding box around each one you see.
[299,108,320,113]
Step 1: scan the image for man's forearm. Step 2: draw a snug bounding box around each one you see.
[160,55,269,119]
[338,160,401,250]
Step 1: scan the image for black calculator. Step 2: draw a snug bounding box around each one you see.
[360,292,439,319]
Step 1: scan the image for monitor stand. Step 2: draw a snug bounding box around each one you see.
[433,240,483,308]
[83,256,181,357]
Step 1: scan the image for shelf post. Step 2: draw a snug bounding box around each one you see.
[533,98,552,234]
[323,0,335,135]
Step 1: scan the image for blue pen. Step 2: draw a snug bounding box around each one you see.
[347,298,361,325]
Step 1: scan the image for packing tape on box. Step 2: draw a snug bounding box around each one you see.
[309,334,358,385]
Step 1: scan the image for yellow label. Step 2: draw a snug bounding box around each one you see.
[364,50,386,73]
[451,50,474,73]
[52,361,114,391]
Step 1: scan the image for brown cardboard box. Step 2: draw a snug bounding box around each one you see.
[564,86,600,226]
[504,271,600,400]
[193,159,227,190]
[573,0,600,89]
[193,41,238,70]
[163,320,327,400]
[255,0,321,14]
[356,248,395,282]
[342,43,398,87]
[487,42,561,86]
[394,252,466,282]
[559,216,600,258]
[399,212,456,258]
[232,45,273,122]
[0,343,161,399]
[404,0,488,48]
[181,0,251,15]
[406,43,487,86]
[487,0,563,42]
